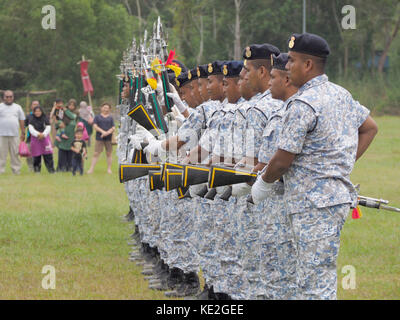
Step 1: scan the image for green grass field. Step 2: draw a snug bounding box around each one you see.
[0,116,399,300]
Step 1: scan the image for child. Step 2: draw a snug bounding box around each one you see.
[71,128,87,176]
[55,120,67,143]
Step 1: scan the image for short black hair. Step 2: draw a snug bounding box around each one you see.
[55,98,63,103]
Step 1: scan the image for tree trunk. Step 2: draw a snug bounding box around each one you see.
[213,7,217,41]
[378,16,400,73]
[136,0,142,33]
[123,0,132,15]
[233,0,241,60]
[196,15,204,64]
[344,45,348,78]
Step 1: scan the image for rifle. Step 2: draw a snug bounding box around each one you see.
[149,170,164,191]
[181,165,210,187]
[208,165,257,189]
[119,163,161,183]
[357,195,400,212]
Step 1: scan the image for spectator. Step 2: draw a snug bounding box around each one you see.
[0,90,25,175]
[87,102,115,174]
[27,106,55,173]
[71,128,87,176]
[78,101,94,146]
[56,99,78,171]
[50,98,65,142]
[25,100,40,171]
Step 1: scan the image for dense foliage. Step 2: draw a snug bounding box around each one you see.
[0,0,399,112]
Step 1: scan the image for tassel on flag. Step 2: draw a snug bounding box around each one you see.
[147,77,158,90]
[151,58,162,75]
[165,50,176,67]
[352,206,363,219]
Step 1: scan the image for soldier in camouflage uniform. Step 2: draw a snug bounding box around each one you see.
[252,33,378,300]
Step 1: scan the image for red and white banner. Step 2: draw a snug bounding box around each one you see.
[80,60,94,95]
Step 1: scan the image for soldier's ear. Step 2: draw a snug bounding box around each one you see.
[304,58,313,72]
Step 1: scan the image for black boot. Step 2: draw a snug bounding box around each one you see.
[196,283,210,300]
[171,272,200,297]
[214,292,233,300]
[164,268,184,293]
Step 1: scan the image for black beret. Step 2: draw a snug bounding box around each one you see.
[271,53,289,71]
[243,43,280,61]
[188,68,198,81]
[222,60,243,77]
[175,72,191,88]
[197,64,209,78]
[168,72,176,83]
[287,33,330,58]
[207,61,226,76]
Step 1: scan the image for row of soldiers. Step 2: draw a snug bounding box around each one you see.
[117,32,378,300]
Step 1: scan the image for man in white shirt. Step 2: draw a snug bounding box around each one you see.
[0,90,26,174]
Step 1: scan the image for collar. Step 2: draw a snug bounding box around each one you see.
[298,74,328,95]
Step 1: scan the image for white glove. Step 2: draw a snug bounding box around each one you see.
[216,186,226,195]
[129,135,144,150]
[251,176,273,204]
[232,183,252,198]
[143,139,164,157]
[167,92,187,113]
[190,183,207,196]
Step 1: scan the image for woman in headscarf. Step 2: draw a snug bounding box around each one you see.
[28,106,55,173]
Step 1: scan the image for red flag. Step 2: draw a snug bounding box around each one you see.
[80,60,94,95]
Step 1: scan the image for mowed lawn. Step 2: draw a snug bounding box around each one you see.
[0,116,399,300]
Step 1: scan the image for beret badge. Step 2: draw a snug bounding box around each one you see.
[175,79,180,87]
[197,67,201,77]
[245,46,252,58]
[270,55,274,66]
[289,36,295,49]
[188,71,192,80]
[208,63,213,73]
[223,65,228,76]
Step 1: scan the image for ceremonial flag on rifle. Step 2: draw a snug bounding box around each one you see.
[80,60,94,95]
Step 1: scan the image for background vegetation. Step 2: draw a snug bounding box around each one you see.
[0,0,399,114]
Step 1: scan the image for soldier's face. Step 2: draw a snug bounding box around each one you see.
[286,51,306,87]
[269,69,287,101]
[198,78,209,101]
[206,75,223,101]
[190,80,202,105]
[180,84,196,108]
[223,77,241,104]
[244,61,262,92]
[239,67,252,100]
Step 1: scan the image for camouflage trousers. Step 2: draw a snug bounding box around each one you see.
[158,190,173,263]
[259,195,297,300]
[289,203,350,300]
[212,196,243,294]
[136,178,151,243]
[225,197,247,300]
[195,197,217,284]
[147,190,161,248]
[164,192,199,273]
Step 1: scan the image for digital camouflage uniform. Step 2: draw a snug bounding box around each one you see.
[257,112,297,300]
[277,74,370,300]
[237,90,285,300]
